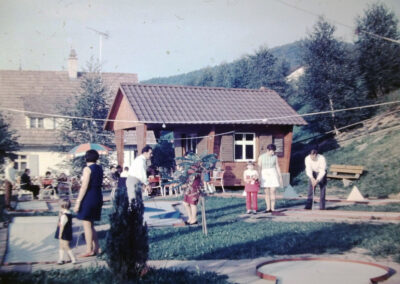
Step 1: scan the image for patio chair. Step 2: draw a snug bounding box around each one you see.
[57,181,72,198]
[148,175,162,196]
[13,176,34,201]
[162,180,182,196]
[38,185,57,200]
[210,169,225,193]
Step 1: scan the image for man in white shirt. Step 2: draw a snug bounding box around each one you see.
[126,145,153,204]
[304,148,327,210]
[4,158,16,209]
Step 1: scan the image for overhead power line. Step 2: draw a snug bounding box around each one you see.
[0,100,399,125]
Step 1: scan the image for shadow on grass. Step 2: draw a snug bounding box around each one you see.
[0,266,230,284]
[194,222,389,260]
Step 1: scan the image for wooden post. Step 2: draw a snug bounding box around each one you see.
[200,196,208,236]
[136,124,147,154]
[207,127,215,154]
[115,129,124,167]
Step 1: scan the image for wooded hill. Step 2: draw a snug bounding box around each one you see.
[143,3,400,144]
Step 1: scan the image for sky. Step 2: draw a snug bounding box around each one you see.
[0,0,399,81]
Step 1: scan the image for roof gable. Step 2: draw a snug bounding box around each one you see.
[0,70,138,146]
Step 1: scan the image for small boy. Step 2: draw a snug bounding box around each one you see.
[54,199,77,264]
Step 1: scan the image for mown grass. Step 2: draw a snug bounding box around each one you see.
[0,266,230,284]
[148,197,400,262]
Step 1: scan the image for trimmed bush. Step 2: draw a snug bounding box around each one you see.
[106,186,148,280]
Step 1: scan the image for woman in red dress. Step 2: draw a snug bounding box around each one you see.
[183,174,201,225]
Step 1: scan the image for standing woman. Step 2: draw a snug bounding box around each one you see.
[258,144,283,213]
[74,150,103,257]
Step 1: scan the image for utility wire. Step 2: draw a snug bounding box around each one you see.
[1,100,399,125]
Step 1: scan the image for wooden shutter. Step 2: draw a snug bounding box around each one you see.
[219,134,234,162]
[259,135,272,154]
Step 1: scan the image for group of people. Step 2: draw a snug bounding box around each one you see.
[3,143,327,264]
[243,145,327,214]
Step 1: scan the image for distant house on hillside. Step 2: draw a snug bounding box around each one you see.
[105,84,307,186]
[0,50,154,177]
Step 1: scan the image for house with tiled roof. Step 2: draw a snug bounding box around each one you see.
[0,50,154,177]
[105,83,307,186]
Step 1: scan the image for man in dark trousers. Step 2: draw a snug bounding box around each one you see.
[20,168,40,199]
[304,148,327,210]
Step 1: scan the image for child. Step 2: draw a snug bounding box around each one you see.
[54,199,77,264]
[243,161,260,214]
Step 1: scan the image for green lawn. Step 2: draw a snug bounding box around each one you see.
[148,197,400,262]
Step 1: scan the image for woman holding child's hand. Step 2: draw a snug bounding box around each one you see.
[74,150,103,257]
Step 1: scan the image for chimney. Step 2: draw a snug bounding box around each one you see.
[68,49,78,79]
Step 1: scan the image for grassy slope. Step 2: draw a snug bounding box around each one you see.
[292,90,400,199]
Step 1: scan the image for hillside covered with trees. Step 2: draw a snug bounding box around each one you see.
[143,3,400,143]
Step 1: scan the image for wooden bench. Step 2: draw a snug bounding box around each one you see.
[327,164,364,180]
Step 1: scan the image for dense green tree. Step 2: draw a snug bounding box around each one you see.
[151,131,175,173]
[0,112,19,165]
[58,61,113,174]
[213,62,234,88]
[195,67,214,86]
[300,17,369,135]
[230,57,251,88]
[246,47,277,89]
[355,3,400,98]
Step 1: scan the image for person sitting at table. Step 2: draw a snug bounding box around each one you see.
[20,168,40,198]
[147,165,160,196]
[56,173,70,196]
[42,171,54,189]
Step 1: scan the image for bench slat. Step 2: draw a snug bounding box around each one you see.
[330,164,364,171]
[329,168,363,174]
[327,174,360,180]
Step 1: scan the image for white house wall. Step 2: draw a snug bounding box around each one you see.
[18,147,136,178]
[17,148,69,177]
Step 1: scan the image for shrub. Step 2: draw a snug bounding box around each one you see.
[106,186,148,280]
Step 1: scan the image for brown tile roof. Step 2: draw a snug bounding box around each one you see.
[0,70,138,146]
[120,84,307,125]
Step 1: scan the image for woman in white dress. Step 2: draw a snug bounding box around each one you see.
[258,144,283,212]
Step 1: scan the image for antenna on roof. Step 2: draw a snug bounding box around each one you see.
[87,27,109,64]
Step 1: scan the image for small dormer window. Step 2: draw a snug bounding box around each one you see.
[29,117,44,129]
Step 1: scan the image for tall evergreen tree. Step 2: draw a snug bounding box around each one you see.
[58,61,113,174]
[355,3,400,98]
[195,67,214,86]
[213,62,234,88]
[0,112,19,165]
[300,17,368,135]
